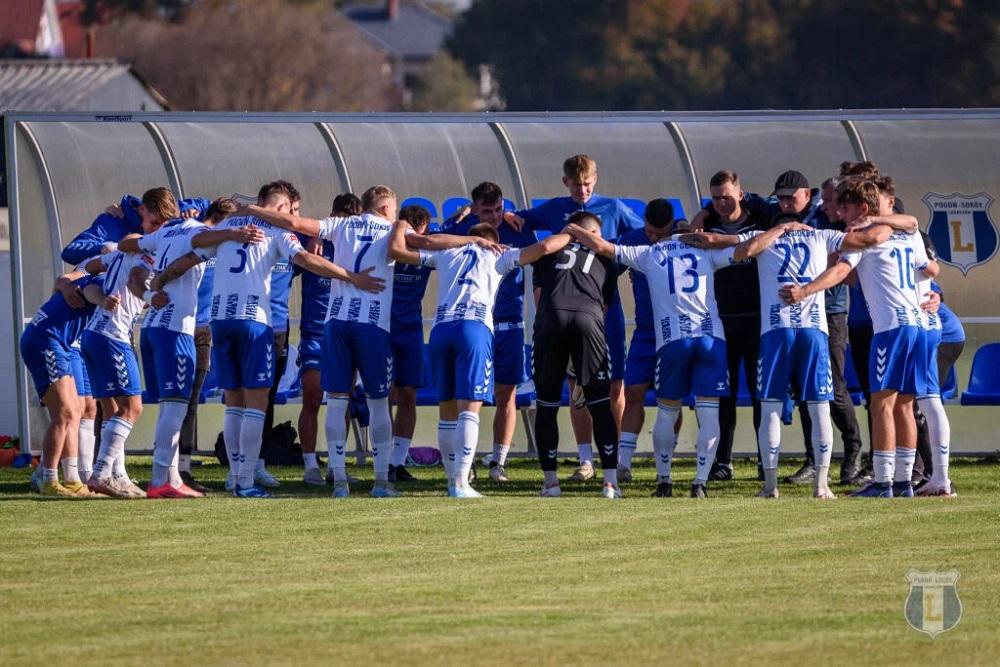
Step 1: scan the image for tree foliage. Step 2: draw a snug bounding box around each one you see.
[448,0,1000,110]
[408,52,481,111]
[97,0,401,111]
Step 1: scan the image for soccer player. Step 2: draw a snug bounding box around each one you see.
[529,211,621,499]
[571,210,757,497]
[781,178,927,498]
[79,196,172,498]
[440,182,537,482]
[387,204,434,483]
[120,207,263,498]
[507,155,644,481]
[389,218,568,497]
[60,193,144,266]
[298,193,363,485]
[614,200,678,483]
[20,271,107,496]
[156,181,384,498]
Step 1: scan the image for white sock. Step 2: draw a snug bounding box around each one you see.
[492,443,511,466]
[303,452,318,470]
[577,443,593,466]
[256,458,267,472]
[112,446,128,479]
[324,396,350,481]
[603,468,618,486]
[618,431,638,469]
[223,407,244,480]
[543,470,559,487]
[437,420,457,484]
[78,418,96,481]
[368,397,392,482]
[807,401,833,492]
[95,417,131,480]
[390,436,411,467]
[694,401,720,485]
[43,466,58,483]
[918,396,951,485]
[652,404,679,482]
[454,411,480,488]
[152,401,187,488]
[179,454,191,473]
[873,450,895,484]
[61,457,81,484]
[894,447,916,484]
[237,409,266,488]
[758,400,783,490]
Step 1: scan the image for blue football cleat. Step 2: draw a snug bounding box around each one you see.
[849,482,892,498]
[892,481,914,498]
[233,485,272,499]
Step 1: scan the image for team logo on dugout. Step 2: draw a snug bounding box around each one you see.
[924,192,998,275]
[903,569,963,638]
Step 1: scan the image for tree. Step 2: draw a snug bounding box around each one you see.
[97,0,401,111]
[408,52,481,111]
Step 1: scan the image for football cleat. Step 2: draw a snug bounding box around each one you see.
[617,466,633,484]
[390,465,417,482]
[87,476,132,499]
[39,480,78,498]
[452,485,483,499]
[914,481,958,497]
[849,482,893,498]
[148,483,197,499]
[61,481,101,498]
[179,471,210,495]
[756,487,780,499]
[254,468,280,489]
[567,463,595,482]
[539,484,562,498]
[233,485,272,499]
[601,483,622,499]
[892,481,915,498]
[813,488,837,500]
[708,463,734,482]
[489,465,509,483]
[331,482,350,498]
[785,463,816,485]
[114,477,147,498]
[690,483,708,499]
[371,484,402,498]
[651,481,673,498]
[30,468,42,494]
[303,467,326,486]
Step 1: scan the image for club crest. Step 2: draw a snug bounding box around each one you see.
[904,569,963,638]
[924,192,997,275]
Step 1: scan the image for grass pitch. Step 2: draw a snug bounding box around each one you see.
[1,458,998,666]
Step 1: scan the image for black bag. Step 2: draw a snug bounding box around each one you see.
[214,421,303,467]
[214,431,228,467]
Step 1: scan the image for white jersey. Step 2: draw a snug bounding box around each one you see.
[85,250,155,343]
[743,228,845,335]
[840,231,929,334]
[914,236,940,331]
[317,213,395,331]
[138,219,206,335]
[615,237,736,351]
[198,215,304,326]
[419,246,521,331]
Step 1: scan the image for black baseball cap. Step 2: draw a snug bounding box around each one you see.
[773,170,810,196]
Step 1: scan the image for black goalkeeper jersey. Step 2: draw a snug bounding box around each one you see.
[532,241,617,319]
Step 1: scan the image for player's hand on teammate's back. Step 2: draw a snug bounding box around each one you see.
[229,225,265,245]
[58,281,86,309]
[105,203,124,218]
[103,294,121,311]
[779,285,806,305]
[922,291,942,313]
[350,267,387,294]
[306,237,324,255]
[151,292,171,308]
[679,232,709,247]
[471,237,506,254]
[779,222,813,233]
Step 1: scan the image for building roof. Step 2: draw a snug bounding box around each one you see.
[343,1,450,61]
[0,59,167,111]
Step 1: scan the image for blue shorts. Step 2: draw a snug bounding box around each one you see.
[140,328,196,402]
[210,320,275,391]
[70,345,91,397]
[20,327,76,402]
[605,302,626,381]
[429,320,494,402]
[80,330,142,398]
[391,325,425,388]
[920,328,942,398]
[494,323,528,386]
[624,328,657,387]
[322,320,392,398]
[871,326,928,396]
[655,336,729,400]
[757,328,833,402]
[297,335,323,374]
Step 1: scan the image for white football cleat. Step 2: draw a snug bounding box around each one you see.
[452,485,483,499]
[254,468,280,489]
[813,488,837,500]
[601,483,622,499]
[539,484,562,498]
[756,487,780,499]
[303,467,326,486]
[489,465,509,483]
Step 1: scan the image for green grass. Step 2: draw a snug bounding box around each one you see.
[2,458,998,666]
